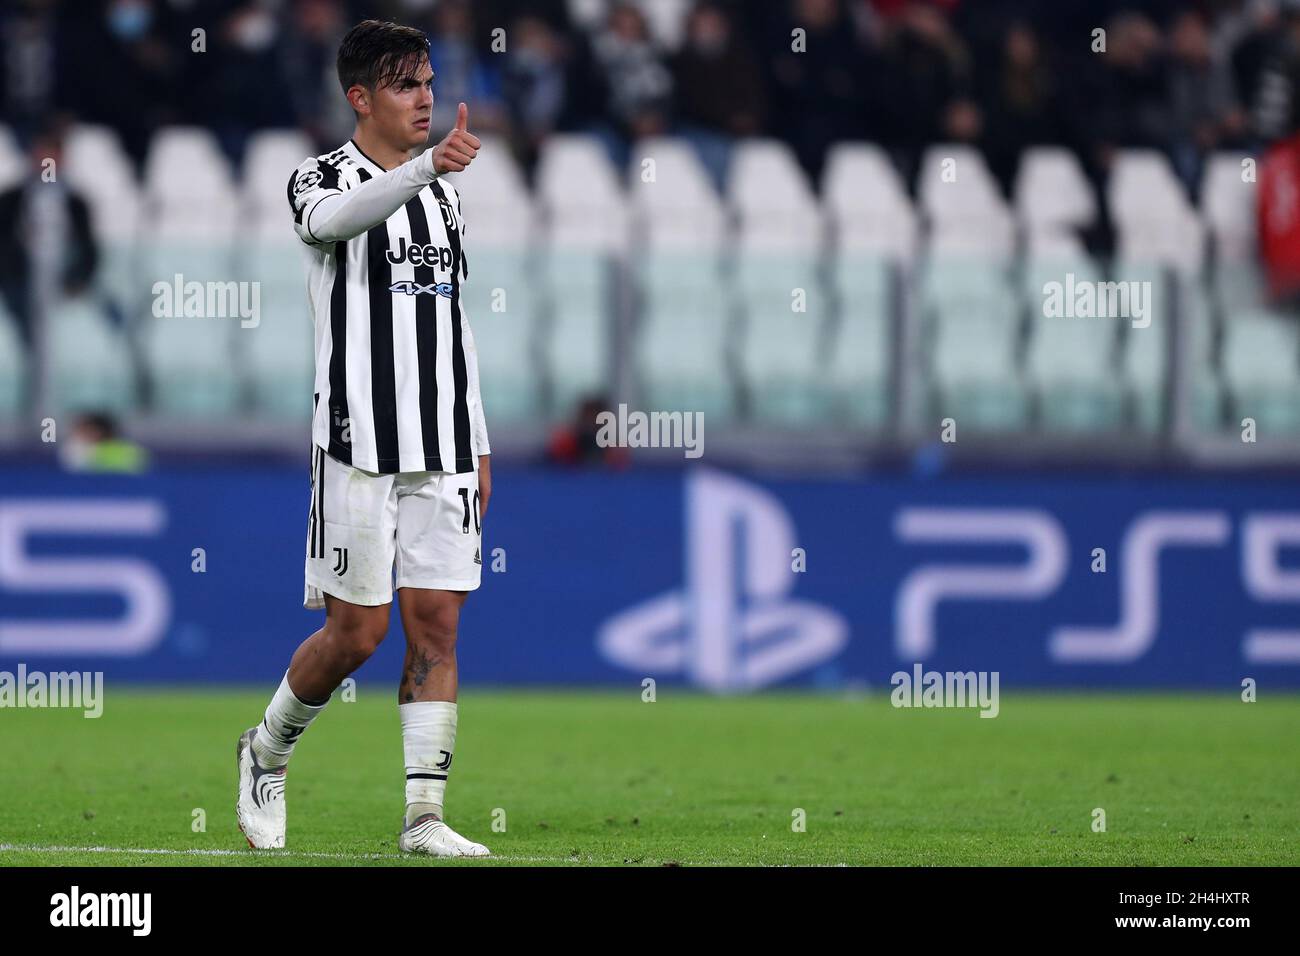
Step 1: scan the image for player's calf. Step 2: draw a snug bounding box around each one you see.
[288,597,391,703]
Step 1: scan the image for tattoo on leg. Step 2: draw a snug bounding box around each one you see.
[399,645,442,702]
[412,648,434,688]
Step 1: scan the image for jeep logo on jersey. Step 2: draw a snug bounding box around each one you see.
[388,281,454,298]
[386,237,453,270]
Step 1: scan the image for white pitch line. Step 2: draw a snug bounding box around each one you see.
[0,843,852,867]
[0,844,579,864]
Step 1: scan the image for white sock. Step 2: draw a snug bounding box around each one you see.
[400,700,457,825]
[251,671,329,769]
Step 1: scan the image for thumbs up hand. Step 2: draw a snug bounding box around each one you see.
[431,102,481,174]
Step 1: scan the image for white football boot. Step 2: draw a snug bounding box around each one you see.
[398,813,490,857]
[236,726,287,849]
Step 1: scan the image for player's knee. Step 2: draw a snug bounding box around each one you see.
[329,615,388,665]
[406,603,459,655]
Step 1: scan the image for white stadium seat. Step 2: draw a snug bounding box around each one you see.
[823,142,918,261]
[66,124,136,187]
[65,124,143,240]
[63,127,146,321]
[918,144,1016,262]
[1220,308,1300,431]
[538,248,612,412]
[144,127,236,208]
[1108,149,1206,273]
[47,297,136,413]
[1014,147,1097,231]
[446,134,537,249]
[920,257,1016,320]
[1201,151,1256,261]
[1024,225,1087,261]
[243,129,315,217]
[460,248,543,422]
[635,250,735,418]
[733,251,830,423]
[627,136,726,249]
[536,134,626,250]
[728,139,823,251]
[237,238,314,419]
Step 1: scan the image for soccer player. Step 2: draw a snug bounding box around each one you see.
[236,19,491,857]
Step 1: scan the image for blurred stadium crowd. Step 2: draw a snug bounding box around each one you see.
[1,0,1283,191]
[0,0,1297,466]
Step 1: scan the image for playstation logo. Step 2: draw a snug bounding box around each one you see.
[597,469,848,691]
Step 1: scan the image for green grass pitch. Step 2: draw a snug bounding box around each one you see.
[1,689,1296,866]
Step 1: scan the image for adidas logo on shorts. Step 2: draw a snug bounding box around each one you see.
[473,548,481,565]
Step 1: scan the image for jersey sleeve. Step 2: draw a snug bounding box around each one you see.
[290,150,441,245]
[287,157,344,246]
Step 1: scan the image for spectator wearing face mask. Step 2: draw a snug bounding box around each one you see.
[975,20,1066,195]
[670,3,765,190]
[0,0,64,142]
[1166,8,1245,194]
[281,0,356,153]
[418,0,508,138]
[501,14,568,172]
[1086,11,1171,177]
[586,3,673,167]
[192,1,296,167]
[875,0,979,186]
[768,0,880,182]
[61,0,183,175]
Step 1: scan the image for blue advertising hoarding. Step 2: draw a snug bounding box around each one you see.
[0,463,1297,689]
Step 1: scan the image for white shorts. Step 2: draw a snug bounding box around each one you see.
[303,445,483,609]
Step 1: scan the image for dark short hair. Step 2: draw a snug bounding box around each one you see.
[336,19,431,95]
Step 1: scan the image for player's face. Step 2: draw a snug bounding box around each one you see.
[370,58,434,150]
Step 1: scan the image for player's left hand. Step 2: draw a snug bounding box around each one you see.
[478,455,491,519]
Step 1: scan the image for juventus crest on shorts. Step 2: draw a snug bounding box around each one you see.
[287,139,489,475]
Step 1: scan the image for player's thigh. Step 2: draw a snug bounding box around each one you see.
[393,469,482,594]
[304,448,400,609]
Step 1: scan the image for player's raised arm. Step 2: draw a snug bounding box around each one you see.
[289,104,480,245]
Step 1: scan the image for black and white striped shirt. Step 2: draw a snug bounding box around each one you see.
[287,139,488,475]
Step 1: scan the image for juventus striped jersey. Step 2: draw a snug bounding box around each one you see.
[287,139,488,475]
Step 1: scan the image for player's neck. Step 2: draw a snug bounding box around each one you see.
[350,126,412,172]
